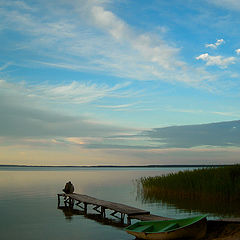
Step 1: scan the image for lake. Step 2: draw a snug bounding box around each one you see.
[0,166,237,240]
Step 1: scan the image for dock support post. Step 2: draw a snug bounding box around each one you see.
[69,198,75,208]
[121,213,125,224]
[84,203,88,214]
[57,194,61,207]
[63,195,68,207]
[127,216,131,225]
[101,206,106,218]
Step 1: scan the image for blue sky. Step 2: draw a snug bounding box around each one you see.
[1,0,240,165]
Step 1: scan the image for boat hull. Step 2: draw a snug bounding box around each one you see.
[126,216,207,240]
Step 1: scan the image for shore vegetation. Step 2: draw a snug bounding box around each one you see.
[139,165,240,216]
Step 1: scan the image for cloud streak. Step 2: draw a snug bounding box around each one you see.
[0,79,130,104]
[144,120,240,148]
[209,0,240,11]
[0,62,11,71]
[0,93,130,138]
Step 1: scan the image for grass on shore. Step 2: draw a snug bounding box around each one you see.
[140,165,240,202]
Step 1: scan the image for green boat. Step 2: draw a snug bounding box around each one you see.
[125,215,207,240]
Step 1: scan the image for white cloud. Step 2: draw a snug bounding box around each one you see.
[91,6,128,41]
[90,5,181,70]
[209,0,240,11]
[205,39,225,49]
[196,53,235,68]
[235,49,240,55]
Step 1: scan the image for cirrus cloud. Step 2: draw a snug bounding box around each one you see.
[0,0,217,89]
[0,79,130,104]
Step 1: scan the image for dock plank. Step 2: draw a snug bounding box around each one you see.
[64,193,150,216]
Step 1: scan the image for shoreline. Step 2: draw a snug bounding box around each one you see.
[0,164,233,168]
[204,220,240,240]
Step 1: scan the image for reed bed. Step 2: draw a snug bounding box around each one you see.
[140,165,240,206]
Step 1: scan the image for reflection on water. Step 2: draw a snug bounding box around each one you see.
[59,206,77,221]
[58,206,126,228]
[1,166,237,240]
[0,167,179,240]
[139,185,240,218]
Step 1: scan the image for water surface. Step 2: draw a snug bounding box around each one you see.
[0,167,232,240]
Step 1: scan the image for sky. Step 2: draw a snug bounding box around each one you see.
[0,0,240,166]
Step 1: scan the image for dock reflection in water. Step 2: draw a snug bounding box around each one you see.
[58,206,126,228]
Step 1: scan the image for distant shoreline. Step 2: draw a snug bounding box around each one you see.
[0,164,234,168]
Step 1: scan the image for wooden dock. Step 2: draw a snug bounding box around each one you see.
[57,193,171,225]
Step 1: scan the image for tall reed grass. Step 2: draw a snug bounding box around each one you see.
[140,165,240,202]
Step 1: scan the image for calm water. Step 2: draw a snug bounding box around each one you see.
[0,167,230,240]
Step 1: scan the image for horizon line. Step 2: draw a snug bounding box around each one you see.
[0,164,236,168]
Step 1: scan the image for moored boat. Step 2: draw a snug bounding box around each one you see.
[125,215,207,240]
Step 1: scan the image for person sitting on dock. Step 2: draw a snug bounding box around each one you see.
[63,181,74,194]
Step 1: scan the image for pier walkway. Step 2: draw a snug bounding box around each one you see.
[57,193,171,225]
